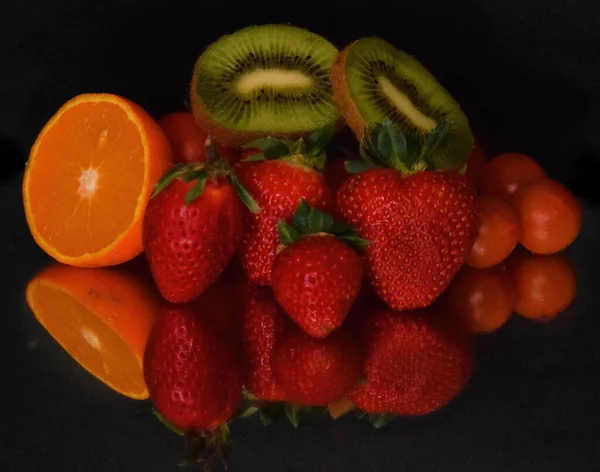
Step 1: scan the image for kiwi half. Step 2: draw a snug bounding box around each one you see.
[331,37,473,170]
[191,24,341,147]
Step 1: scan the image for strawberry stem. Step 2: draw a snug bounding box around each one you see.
[241,125,333,172]
[277,199,369,250]
[151,161,260,213]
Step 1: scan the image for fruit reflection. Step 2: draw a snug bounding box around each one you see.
[240,283,287,402]
[443,250,577,332]
[443,265,516,334]
[347,307,473,417]
[25,260,161,399]
[271,323,363,407]
[143,302,242,462]
[506,249,577,321]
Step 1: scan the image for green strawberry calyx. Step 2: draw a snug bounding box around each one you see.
[346,119,452,175]
[236,390,324,429]
[151,141,260,213]
[240,124,336,172]
[277,199,369,250]
[153,409,232,467]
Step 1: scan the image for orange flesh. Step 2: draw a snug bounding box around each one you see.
[27,280,147,398]
[26,101,145,257]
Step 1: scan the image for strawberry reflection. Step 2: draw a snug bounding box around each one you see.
[239,283,287,402]
[25,257,161,400]
[347,306,473,419]
[143,301,242,465]
[271,322,363,408]
[238,282,363,426]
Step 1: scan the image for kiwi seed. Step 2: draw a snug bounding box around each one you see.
[191,24,341,146]
[332,37,474,170]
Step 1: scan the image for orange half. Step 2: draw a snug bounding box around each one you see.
[23,93,172,267]
[25,262,161,399]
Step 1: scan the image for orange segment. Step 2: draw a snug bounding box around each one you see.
[25,262,161,400]
[23,93,172,267]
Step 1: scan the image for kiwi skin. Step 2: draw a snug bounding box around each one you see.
[331,40,474,169]
[331,41,368,141]
[190,26,345,148]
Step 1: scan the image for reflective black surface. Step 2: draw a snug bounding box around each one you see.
[3,0,600,470]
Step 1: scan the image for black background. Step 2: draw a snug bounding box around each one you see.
[1,0,600,470]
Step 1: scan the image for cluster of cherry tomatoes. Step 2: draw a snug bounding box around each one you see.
[442,145,581,334]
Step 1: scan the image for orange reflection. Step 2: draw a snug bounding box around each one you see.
[25,258,161,399]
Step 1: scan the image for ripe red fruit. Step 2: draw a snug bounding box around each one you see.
[348,308,473,415]
[465,196,519,268]
[143,161,258,303]
[479,152,547,203]
[271,325,363,406]
[236,133,334,285]
[506,251,577,321]
[463,141,487,187]
[159,111,239,166]
[240,283,287,402]
[338,168,478,310]
[143,303,242,433]
[512,179,582,254]
[444,265,516,334]
[271,202,365,338]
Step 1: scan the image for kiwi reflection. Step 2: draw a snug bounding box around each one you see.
[25,257,161,399]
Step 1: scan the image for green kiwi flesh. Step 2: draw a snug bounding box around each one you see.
[344,37,473,170]
[193,24,341,136]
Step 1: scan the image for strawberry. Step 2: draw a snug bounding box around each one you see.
[271,200,365,338]
[239,282,287,402]
[235,127,335,285]
[143,303,242,463]
[348,307,472,417]
[271,324,363,407]
[337,120,478,310]
[143,146,259,303]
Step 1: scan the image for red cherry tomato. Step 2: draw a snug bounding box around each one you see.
[512,179,582,254]
[466,196,519,268]
[444,265,515,334]
[159,112,239,165]
[479,152,547,203]
[506,251,577,321]
[463,141,487,187]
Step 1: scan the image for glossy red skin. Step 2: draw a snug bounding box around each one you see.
[506,251,577,320]
[271,326,363,406]
[466,196,520,268]
[240,283,287,402]
[143,304,242,431]
[513,179,582,254]
[143,177,244,303]
[444,265,516,334]
[463,141,486,187]
[159,112,239,166]
[236,159,333,285]
[272,234,363,338]
[479,152,547,203]
[337,169,478,311]
[349,308,473,415]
